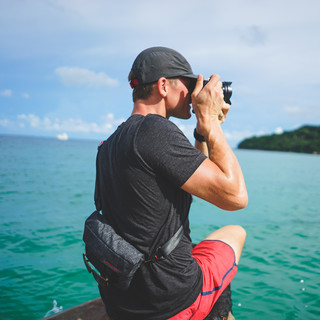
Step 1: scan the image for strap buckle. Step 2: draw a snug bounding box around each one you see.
[153,225,184,260]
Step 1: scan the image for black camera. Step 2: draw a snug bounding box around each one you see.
[189,79,233,105]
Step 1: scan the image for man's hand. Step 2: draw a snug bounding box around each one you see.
[191,74,226,137]
[219,102,231,124]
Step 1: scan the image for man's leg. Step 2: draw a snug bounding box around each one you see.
[204,284,233,320]
[169,226,246,320]
[203,225,246,319]
[204,225,246,265]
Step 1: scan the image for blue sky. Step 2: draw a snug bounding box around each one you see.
[1,0,319,147]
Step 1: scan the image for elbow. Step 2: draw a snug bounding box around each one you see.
[227,179,248,210]
[231,189,248,211]
[214,174,248,211]
[237,191,248,209]
[219,189,248,211]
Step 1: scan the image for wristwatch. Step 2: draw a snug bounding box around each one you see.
[193,129,205,142]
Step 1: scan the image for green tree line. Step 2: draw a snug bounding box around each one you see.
[238,125,320,154]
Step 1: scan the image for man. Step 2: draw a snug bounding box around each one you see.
[96,47,248,320]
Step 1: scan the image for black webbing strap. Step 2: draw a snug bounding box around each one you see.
[82,254,109,287]
[94,142,103,212]
[154,224,184,259]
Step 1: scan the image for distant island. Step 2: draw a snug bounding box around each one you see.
[238,125,320,154]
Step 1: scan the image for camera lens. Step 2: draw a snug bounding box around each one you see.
[222,82,232,105]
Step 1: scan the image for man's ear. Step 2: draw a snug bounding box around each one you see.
[157,77,168,98]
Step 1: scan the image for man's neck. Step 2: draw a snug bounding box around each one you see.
[131,99,167,118]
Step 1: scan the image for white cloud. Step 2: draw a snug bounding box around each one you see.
[55,67,119,88]
[1,0,319,141]
[1,89,12,97]
[22,93,30,99]
[224,129,266,144]
[16,113,124,134]
[240,25,267,47]
[274,127,284,135]
[0,118,10,127]
[18,114,40,127]
[284,105,303,115]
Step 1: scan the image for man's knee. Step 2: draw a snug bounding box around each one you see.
[233,225,246,242]
[205,225,246,242]
[225,225,246,264]
[204,225,246,264]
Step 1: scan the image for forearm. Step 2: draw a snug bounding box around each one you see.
[195,139,209,157]
[187,74,247,209]
[204,121,247,207]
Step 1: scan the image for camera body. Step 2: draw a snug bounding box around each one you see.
[189,79,233,105]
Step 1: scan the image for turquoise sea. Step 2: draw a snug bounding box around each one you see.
[0,134,319,320]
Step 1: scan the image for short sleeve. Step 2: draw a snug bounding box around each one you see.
[134,115,206,187]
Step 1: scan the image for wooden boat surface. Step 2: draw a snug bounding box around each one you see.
[42,297,110,320]
[42,297,234,320]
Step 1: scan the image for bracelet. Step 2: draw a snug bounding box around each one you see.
[193,128,205,142]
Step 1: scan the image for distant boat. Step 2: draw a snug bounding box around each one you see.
[56,133,69,141]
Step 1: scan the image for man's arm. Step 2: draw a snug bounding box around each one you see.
[181,74,248,211]
[195,139,209,157]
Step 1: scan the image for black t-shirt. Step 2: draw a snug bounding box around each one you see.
[97,114,207,320]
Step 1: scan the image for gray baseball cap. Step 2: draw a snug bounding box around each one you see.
[129,47,198,88]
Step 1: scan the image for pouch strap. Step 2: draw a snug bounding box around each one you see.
[83,253,109,287]
[154,224,184,259]
[94,143,103,212]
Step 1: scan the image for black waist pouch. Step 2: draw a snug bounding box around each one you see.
[83,210,145,290]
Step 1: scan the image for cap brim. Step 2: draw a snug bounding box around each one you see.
[182,73,198,80]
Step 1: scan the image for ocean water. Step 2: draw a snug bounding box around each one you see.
[0,134,319,320]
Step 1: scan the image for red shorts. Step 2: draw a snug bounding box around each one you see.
[168,240,238,320]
